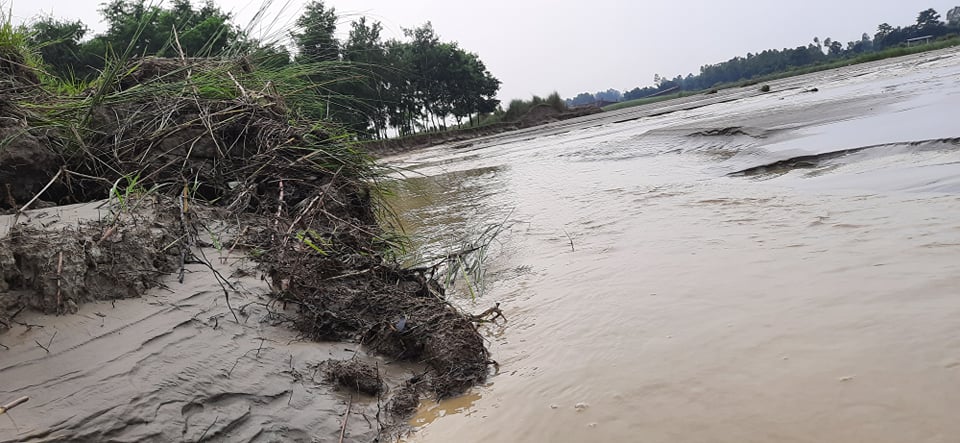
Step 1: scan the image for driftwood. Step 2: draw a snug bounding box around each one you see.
[0,396,29,415]
[471,303,506,323]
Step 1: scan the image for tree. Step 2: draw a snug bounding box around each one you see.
[595,88,622,102]
[28,17,92,78]
[334,17,389,137]
[29,0,240,80]
[827,40,843,56]
[97,0,239,58]
[916,8,942,29]
[947,6,960,26]
[292,1,339,63]
[567,92,597,106]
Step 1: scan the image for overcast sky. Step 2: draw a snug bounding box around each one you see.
[9,0,956,100]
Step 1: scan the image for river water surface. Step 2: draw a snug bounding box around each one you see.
[387,48,960,443]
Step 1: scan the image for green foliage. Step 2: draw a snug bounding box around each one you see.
[24,0,244,81]
[0,8,42,72]
[26,16,90,79]
[19,0,501,143]
[296,229,330,255]
[292,0,339,63]
[98,0,240,58]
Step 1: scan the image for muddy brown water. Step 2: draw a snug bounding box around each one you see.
[386,48,960,442]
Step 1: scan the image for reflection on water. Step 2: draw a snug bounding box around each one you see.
[411,391,484,427]
[386,48,960,443]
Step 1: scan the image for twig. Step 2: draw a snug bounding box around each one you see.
[325,268,371,281]
[338,395,354,443]
[46,330,57,350]
[34,339,49,353]
[220,225,249,264]
[197,415,219,441]
[194,248,240,324]
[375,363,383,436]
[0,396,29,415]
[274,179,285,245]
[15,168,62,220]
[178,184,190,283]
[562,227,575,252]
[55,251,64,313]
[471,303,506,323]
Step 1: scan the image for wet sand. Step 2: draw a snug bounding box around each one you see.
[385,47,960,442]
[0,204,415,442]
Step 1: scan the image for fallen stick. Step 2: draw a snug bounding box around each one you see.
[16,168,62,218]
[0,396,28,415]
[338,395,353,443]
[55,251,64,313]
[471,302,506,322]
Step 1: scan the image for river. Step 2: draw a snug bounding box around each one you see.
[386,47,960,443]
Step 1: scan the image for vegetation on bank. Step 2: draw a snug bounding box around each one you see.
[571,6,960,107]
[19,0,501,139]
[1,0,494,420]
[477,92,567,126]
[600,91,692,112]
[601,36,960,112]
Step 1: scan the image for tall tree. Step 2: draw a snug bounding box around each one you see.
[97,0,239,58]
[947,6,960,26]
[28,17,92,78]
[916,8,942,30]
[291,1,339,63]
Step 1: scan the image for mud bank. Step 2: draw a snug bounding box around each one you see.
[0,57,492,441]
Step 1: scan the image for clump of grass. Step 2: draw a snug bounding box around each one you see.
[499,91,567,123]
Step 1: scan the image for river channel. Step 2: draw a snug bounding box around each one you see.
[387,47,960,443]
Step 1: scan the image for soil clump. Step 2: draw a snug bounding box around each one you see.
[323,359,385,396]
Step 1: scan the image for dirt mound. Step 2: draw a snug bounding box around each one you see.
[518,103,563,126]
[0,56,492,423]
[0,125,60,211]
[324,359,385,396]
[118,56,252,89]
[0,47,39,93]
[0,202,178,331]
[267,251,490,398]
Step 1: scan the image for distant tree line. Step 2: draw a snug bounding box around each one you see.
[567,7,960,106]
[25,0,501,138]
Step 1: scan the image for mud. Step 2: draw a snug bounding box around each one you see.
[323,359,385,396]
[0,203,178,331]
[0,124,59,212]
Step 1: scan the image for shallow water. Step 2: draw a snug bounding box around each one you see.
[386,48,960,442]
